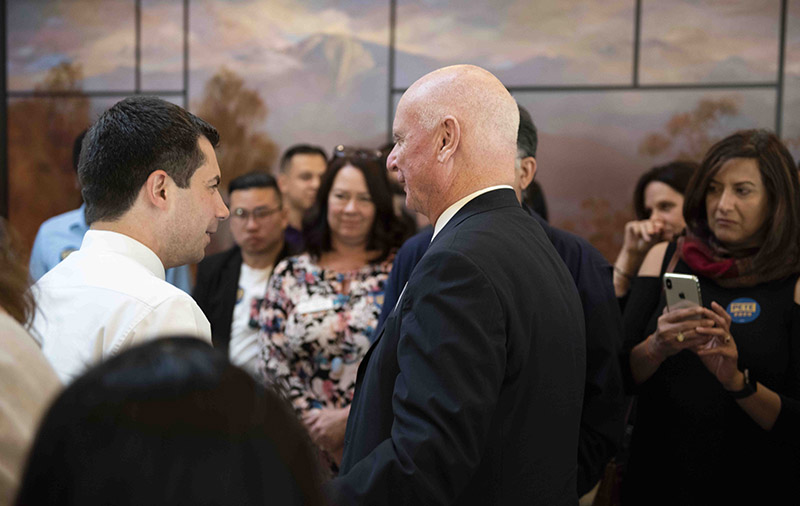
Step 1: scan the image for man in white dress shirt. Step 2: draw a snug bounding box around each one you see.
[32,96,230,383]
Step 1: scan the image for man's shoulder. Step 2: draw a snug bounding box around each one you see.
[546,223,608,267]
[395,227,433,264]
[526,208,608,268]
[443,202,534,246]
[37,207,85,236]
[197,246,241,273]
[37,247,187,306]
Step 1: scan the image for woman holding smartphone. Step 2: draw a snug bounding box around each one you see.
[621,130,800,505]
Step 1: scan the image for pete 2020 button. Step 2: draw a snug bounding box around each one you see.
[727,298,760,324]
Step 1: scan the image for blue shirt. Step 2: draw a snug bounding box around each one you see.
[29,204,193,293]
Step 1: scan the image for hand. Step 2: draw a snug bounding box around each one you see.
[645,305,716,364]
[302,407,349,455]
[693,301,743,390]
[614,219,675,293]
[621,218,674,257]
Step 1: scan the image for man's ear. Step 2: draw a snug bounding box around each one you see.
[277,173,288,193]
[518,156,537,191]
[144,170,170,210]
[437,116,460,164]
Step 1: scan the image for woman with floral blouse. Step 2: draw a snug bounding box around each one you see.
[258,148,409,470]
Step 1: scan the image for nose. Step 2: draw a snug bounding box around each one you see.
[651,209,667,222]
[216,193,230,221]
[344,198,358,213]
[245,214,259,229]
[386,145,398,172]
[716,188,734,213]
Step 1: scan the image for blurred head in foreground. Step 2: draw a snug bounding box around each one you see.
[15,338,324,506]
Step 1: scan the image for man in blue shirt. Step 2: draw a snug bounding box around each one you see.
[29,130,192,292]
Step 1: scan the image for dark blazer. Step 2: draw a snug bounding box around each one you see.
[328,189,586,506]
[193,246,244,353]
[193,243,293,353]
[375,205,626,496]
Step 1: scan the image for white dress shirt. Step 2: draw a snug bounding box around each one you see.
[32,230,211,383]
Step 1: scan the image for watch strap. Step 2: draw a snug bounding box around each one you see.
[729,368,757,399]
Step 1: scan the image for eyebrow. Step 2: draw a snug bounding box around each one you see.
[332,188,371,195]
[709,178,756,186]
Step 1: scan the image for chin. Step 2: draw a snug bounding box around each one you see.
[713,233,742,247]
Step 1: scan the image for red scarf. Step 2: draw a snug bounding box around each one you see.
[680,236,738,279]
[677,234,760,288]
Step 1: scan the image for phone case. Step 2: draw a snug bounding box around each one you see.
[663,273,703,313]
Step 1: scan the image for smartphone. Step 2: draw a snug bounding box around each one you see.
[663,273,703,315]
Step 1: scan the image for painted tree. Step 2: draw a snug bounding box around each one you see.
[7,61,89,257]
[194,67,278,186]
[638,96,740,162]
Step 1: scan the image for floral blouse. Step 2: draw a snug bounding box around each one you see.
[257,252,392,413]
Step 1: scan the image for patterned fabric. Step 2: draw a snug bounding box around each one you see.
[258,253,391,413]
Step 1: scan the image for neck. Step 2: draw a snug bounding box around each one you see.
[241,240,284,269]
[287,207,304,230]
[329,237,369,258]
[90,219,163,262]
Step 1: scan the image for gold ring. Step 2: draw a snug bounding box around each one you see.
[724,335,731,344]
[677,332,685,343]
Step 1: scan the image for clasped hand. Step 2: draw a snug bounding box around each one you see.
[302,406,349,460]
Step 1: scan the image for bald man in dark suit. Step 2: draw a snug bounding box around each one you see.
[327,65,586,506]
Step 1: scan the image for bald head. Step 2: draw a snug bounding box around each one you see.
[388,65,518,222]
[409,66,517,144]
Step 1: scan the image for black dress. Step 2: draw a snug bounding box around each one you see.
[621,243,800,506]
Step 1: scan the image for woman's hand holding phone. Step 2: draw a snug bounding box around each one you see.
[693,302,741,389]
[645,306,716,364]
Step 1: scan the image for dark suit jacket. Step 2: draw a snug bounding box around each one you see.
[193,246,244,353]
[328,189,586,506]
[375,206,626,496]
[193,243,293,353]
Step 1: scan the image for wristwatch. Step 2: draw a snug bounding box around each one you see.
[728,368,757,399]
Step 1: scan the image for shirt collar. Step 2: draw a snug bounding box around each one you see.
[80,230,166,280]
[431,185,513,241]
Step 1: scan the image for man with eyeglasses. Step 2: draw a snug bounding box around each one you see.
[193,171,294,375]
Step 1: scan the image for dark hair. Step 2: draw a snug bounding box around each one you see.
[633,160,698,220]
[79,96,219,225]
[683,129,800,276]
[72,129,87,173]
[517,104,538,159]
[279,144,327,174]
[0,219,34,327]
[303,153,409,262]
[228,171,282,205]
[15,338,324,506]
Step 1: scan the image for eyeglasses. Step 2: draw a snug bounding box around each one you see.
[333,145,382,161]
[231,206,282,222]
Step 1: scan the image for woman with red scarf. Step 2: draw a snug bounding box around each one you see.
[620,130,800,506]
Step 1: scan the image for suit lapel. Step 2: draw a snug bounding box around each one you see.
[355,190,520,385]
